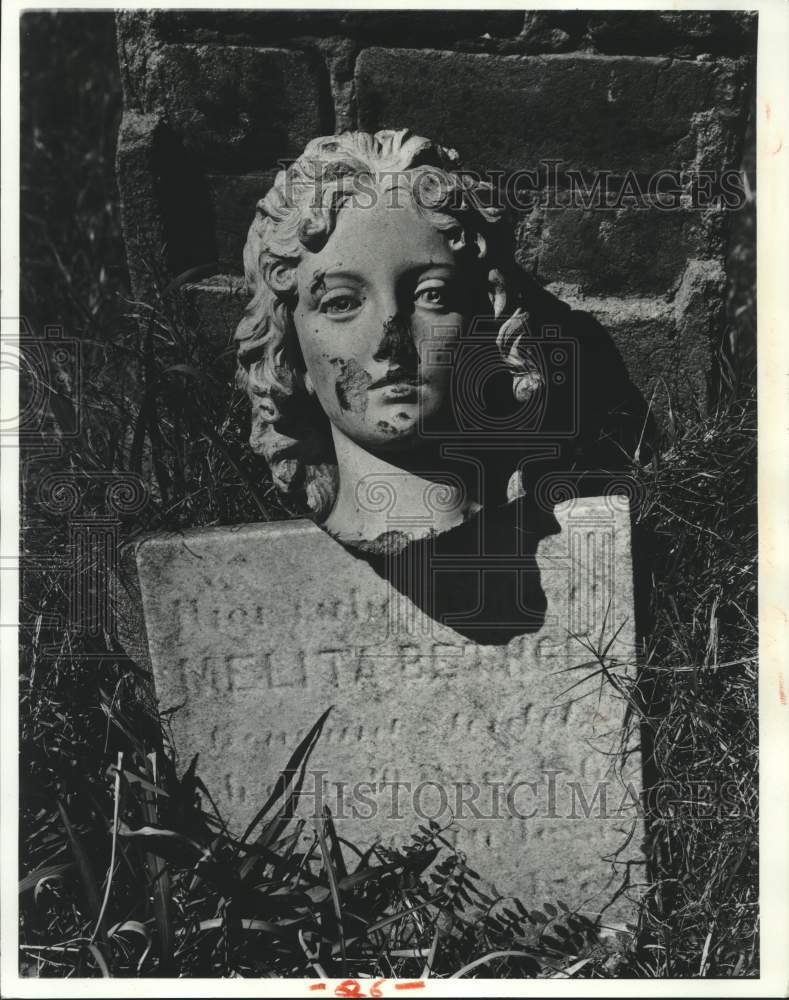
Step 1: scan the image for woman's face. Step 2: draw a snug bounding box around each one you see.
[292,187,480,453]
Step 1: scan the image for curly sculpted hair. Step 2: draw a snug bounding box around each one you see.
[234,128,536,519]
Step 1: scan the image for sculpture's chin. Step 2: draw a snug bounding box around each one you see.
[330,391,455,454]
[368,418,419,444]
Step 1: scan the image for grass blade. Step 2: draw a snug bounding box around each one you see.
[91,751,122,944]
[237,707,332,865]
[56,800,103,930]
[315,811,347,975]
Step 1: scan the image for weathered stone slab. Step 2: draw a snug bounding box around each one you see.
[356,48,750,175]
[179,274,246,357]
[119,41,329,171]
[517,205,726,296]
[546,258,725,418]
[134,497,643,918]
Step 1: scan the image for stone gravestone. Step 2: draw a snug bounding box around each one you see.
[131,495,643,921]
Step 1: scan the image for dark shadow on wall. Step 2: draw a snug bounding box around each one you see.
[154,126,218,278]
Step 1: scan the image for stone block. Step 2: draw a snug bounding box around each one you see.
[121,40,330,171]
[179,275,247,359]
[356,48,750,175]
[132,499,643,918]
[517,205,726,295]
[549,272,720,418]
[673,258,726,373]
[585,11,758,57]
[520,12,588,53]
[115,111,169,304]
[517,11,757,57]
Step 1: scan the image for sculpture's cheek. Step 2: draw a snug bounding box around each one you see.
[333,358,372,414]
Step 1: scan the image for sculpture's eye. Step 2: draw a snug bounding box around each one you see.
[414,280,449,311]
[320,291,362,316]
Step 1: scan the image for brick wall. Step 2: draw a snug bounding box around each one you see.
[115,10,755,422]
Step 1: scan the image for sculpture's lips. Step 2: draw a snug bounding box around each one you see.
[367,370,422,391]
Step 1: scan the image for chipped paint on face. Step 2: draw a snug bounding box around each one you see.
[309,268,328,297]
[373,314,420,369]
[334,358,372,413]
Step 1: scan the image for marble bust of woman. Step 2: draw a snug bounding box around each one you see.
[234,127,647,584]
[233,128,550,554]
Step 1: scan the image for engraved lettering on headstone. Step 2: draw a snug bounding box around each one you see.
[137,500,641,919]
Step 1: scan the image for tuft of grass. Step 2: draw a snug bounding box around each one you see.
[622,380,759,978]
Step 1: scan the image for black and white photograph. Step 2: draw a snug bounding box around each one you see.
[1,2,786,996]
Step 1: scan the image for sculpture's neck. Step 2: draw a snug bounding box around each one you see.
[322,427,481,545]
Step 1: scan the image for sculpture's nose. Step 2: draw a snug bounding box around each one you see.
[372,313,420,368]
